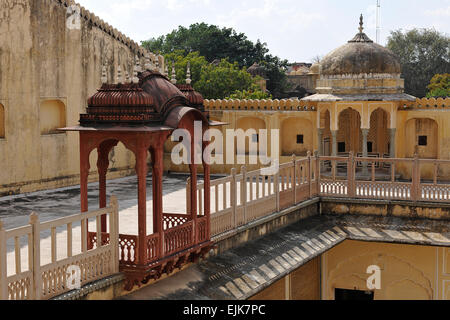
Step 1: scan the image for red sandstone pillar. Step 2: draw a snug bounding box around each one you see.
[151,145,164,259]
[80,135,90,214]
[97,141,118,232]
[135,145,148,264]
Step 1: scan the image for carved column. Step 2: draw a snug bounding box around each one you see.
[151,144,164,259]
[135,145,148,265]
[331,130,338,157]
[389,128,396,159]
[97,141,117,232]
[362,128,369,176]
[79,135,91,214]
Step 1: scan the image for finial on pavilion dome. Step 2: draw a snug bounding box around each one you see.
[135,55,142,72]
[132,64,140,84]
[101,65,108,84]
[359,14,364,33]
[145,53,153,71]
[116,65,123,84]
[154,57,160,72]
[186,62,192,85]
[164,64,169,77]
[171,62,177,84]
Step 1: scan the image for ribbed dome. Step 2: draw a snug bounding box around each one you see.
[320,16,401,76]
[87,83,154,108]
[176,83,204,107]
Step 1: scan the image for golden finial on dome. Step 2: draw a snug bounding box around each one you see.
[359,14,364,33]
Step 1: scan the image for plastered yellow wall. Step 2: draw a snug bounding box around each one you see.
[0,0,158,196]
[180,99,450,178]
[322,240,450,300]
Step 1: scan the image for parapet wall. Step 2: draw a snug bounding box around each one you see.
[204,97,450,111]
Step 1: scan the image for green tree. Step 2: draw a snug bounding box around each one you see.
[142,23,290,97]
[387,28,450,97]
[226,83,272,100]
[163,52,266,99]
[194,59,259,99]
[164,50,209,84]
[426,73,450,98]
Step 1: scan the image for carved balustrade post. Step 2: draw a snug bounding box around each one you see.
[241,166,247,225]
[292,155,297,203]
[348,152,355,197]
[412,153,420,202]
[314,151,320,196]
[0,221,7,300]
[231,168,237,228]
[29,213,41,300]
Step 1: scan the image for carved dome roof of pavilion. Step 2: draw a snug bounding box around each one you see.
[80,64,209,128]
[301,15,416,102]
[320,15,401,76]
[176,83,205,107]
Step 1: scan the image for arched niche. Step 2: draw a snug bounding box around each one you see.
[405,118,438,159]
[40,100,66,135]
[281,117,313,156]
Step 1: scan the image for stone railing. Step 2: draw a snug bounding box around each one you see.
[0,197,119,300]
[204,97,450,112]
[195,154,450,237]
[204,98,316,111]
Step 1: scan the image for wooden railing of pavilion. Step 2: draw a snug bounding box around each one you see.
[194,153,450,237]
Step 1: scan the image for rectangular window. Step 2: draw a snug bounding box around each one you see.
[297,134,304,144]
[418,136,427,146]
[338,142,346,153]
[335,289,374,301]
[367,142,373,153]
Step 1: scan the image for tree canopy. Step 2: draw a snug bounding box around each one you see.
[142,23,290,97]
[387,28,450,98]
[164,51,270,99]
[426,73,450,98]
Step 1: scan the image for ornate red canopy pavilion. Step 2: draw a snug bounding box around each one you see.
[62,63,221,289]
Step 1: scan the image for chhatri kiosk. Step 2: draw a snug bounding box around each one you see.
[63,59,220,289]
[305,16,417,176]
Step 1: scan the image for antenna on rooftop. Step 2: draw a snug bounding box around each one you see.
[376,0,381,44]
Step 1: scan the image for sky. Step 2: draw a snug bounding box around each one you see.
[75,0,450,63]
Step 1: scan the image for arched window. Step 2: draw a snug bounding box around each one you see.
[40,100,66,135]
[0,103,5,138]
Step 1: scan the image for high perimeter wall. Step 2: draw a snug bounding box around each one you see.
[0,0,164,196]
